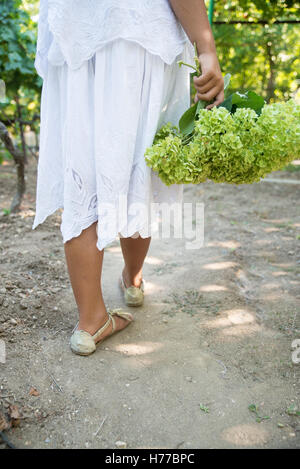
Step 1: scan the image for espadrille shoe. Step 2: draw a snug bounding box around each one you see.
[119,274,145,307]
[70,309,134,356]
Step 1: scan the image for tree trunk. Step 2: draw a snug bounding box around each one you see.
[15,95,28,164]
[0,121,26,212]
[266,43,276,102]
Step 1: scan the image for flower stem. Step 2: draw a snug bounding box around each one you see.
[193,42,201,76]
[177,60,198,72]
[177,42,201,76]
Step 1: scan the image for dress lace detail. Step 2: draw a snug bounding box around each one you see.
[33,7,192,250]
[36,0,194,75]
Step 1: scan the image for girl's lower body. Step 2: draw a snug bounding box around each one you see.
[32,38,191,355]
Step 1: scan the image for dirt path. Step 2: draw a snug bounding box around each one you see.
[0,158,299,449]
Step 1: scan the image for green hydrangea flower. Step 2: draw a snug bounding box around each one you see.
[145,100,300,185]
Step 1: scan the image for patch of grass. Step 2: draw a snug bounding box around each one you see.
[2,208,11,215]
[248,404,270,423]
[286,404,300,417]
[199,403,210,414]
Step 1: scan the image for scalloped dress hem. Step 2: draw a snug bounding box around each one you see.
[32,38,190,251]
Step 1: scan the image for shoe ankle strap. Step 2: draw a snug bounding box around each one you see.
[92,314,112,340]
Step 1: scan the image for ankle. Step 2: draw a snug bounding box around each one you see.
[122,267,142,288]
[78,310,109,335]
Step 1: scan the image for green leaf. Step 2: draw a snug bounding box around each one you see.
[179,99,207,136]
[224,73,231,91]
[196,99,206,114]
[219,94,233,112]
[199,403,210,413]
[179,102,198,136]
[232,91,265,114]
[219,91,265,115]
[248,404,257,413]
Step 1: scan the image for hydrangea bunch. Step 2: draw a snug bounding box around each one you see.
[145,99,300,186]
[145,47,300,186]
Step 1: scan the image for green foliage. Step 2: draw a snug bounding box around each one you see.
[0,0,40,162]
[220,90,265,114]
[214,23,300,102]
[179,100,206,136]
[179,77,265,138]
[0,0,39,94]
[208,0,300,22]
[145,100,300,186]
[207,1,300,102]
[286,404,300,416]
[0,0,299,169]
[199,404,210,413]
[248,404,270,423]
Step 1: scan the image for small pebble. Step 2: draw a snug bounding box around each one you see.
[115,441,127,449]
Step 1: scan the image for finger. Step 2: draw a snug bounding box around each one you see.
[193,71,214,87]
[205,91,225,110]
[194,94,199,103]
[194,77,217,94]
[196,85,222,102]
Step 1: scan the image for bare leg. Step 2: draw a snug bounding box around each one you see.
[64,221,129,341]
[120,235,151,287]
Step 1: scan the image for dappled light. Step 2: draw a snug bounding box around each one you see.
[264,227,281,233]
[106,246,122,254]
[144,256,163,265]
[221,424,269,447]
[272,271,289,277]
[202,261,237,270]
[141,281,159,293]
[254,239,273,246]
[1,0,299,452]
[263,282,283,290]
[227,309,256,325]
[206,240,241,249]
[205,308,256,330]
[272,263,295,269]
[199,284,228,292]
[221,324,261,337]
[114,341,163,356]
[262,291,285,301]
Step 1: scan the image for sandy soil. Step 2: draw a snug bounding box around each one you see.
[0,157,299,449]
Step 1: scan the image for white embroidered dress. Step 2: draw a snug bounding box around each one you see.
[33,0,194,250]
